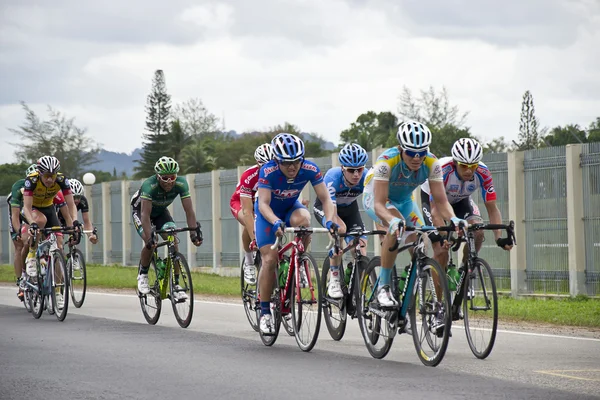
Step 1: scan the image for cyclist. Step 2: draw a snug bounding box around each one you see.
[131,156,202,300]
[57,178,98,251]
[363,121,466,330]
[22,156,79,279]
[255,133,338,334]
[314,143,368,299]
[230,143,275,285]
[420,138,513,270]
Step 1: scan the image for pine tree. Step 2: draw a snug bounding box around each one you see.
[134,70,172,178]
[518,90,541,150]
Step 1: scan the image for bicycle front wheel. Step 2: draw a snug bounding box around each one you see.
[241,253,260,332]
[68,249,87,308]
[322,257,347,341]
[138,258,162,325]
[463,258,498,359]
[170,252,194,328]
[51,251,69,321]
[29,270,44,319]
[291,253,322,352]
[410,257,452,367]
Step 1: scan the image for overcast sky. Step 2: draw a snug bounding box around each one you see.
[1,0,599,162]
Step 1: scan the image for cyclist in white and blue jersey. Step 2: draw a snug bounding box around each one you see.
[255,133,338,334]
[363,121,466,330]
[314,143,368,299]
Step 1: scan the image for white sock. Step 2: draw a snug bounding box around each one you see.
[244,251,254,265]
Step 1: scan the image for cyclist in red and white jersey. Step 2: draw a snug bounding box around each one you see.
[230,143,275,284]
[421,138,513,268]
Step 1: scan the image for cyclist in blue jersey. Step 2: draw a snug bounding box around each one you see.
[363,121,466,331]
[255,133,338,335]
[314,143,368,299]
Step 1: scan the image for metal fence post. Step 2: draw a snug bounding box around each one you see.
[186,174,198,268]
[211,170,222,270]
[101,182,111,265]
[121,180,130,266]
[508,150,527,296]
[566,144,587,296]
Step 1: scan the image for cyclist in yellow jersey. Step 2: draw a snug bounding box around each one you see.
[22,156,80,277]
[363,121,465,331]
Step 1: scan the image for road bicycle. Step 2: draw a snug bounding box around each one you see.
[66,227,97,308]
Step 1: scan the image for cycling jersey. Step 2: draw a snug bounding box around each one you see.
[23,172,72,208]
[420,157,497,204]
[317,167,366,208]
[232,165,260,203]
[57,194,88,226]
[8,179,66,211]
[130,175,190,218]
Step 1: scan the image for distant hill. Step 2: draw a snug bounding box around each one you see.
[92,132,337,175]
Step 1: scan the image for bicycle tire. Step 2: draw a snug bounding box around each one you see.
[29,271,44,319]
[51,251,69,322]
[68,249,87,308]
[23,286,32,313]
[241,252,260,332]
[322,257,347,341]
[170,252,194,328]
[291,252,322,352]
[357,256,395,359]
[138,258,162,325]
[256,288,282,346]
[410,256,452,367]
[463,257,498,359]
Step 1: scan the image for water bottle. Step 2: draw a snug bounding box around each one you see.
[447,264,460,292]
[156,257,166,280]
[278,259,289,288]
[398,265,409,293]
[344,263,353,286]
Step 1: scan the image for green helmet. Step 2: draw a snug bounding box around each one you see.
[154,156,180,175]
[25,164,37,176]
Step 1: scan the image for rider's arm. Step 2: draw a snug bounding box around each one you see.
[373,180,396,227]
[81,211,95,238]
[429,180,457,222]
[59,204,73,227]
[484,201,503,240]
[140,198,153,243]
[313,182,335,222]
[63,192,78,223]
[181,197,198,231]
[257,187,278,225]
[22,195,35,225]
[11,207,21,236]
[240,196,255,241]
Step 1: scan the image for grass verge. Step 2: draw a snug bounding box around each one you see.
[1,264,598,328]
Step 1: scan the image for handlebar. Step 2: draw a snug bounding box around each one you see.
[449,220,517,249]
[270,227,334,250]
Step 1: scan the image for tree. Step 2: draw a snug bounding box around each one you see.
[426,124,475,157]
[266,122,330,158]
[397,86,468,130]
[544,124,586,146]
[517,90,544,150]
[0,162,30,194]
[171,98,220,137]
[340,111,398,151]
[483,136,509,153]
[181,139,217,173]
[587,117,600,143]
[134,70,172,178]
[9,102,100,177]
[166,119,192,161]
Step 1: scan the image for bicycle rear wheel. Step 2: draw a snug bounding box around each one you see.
[51,251,69,321]
[291,253,322,352]
[29,272,44,319]
[463,258,498,359]
[138,259,162,325]
[68,249,87,308]
[170,252,194,328]
[357,256,395,359]
[322,257,347,341]
[410,257,452,367]
[241,252,260,332]
[23,282,32,313]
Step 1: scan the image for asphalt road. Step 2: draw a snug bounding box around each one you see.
[1,287,598,400]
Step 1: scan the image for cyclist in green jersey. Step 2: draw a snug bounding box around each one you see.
[130,156,202,297]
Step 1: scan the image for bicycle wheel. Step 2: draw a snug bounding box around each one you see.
[29,271,44,319]
[68,249,87,308]
[241,252,260,332]
[463,258,498,359]
[357,256,395,359]
[291,252,322,352]
[170,252,194,328]
[322,257,347,341]
[410,257,452,367]
[51,251,69,322]
[256,288,282,346]
[23,286,32,313]
[138,259,162,325]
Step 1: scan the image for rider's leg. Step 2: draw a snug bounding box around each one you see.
[25,210,48,276]
[236,208,257,284]
[256,211,279,333]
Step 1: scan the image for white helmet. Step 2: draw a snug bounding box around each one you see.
[37,155,60,174]
[254,143,275,165]
[397,120,432,151]
[451,138,483,164]
[69,178,84,196]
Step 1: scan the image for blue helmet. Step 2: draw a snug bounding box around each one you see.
[338,143,368,167]
[271,133,305,161]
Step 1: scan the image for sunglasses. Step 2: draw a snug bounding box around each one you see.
[457,162,479,169]
[404,149,428,158]
[344,166,365,174]
[41,173,57,179]
[158,174,177,182]
[279,159,303,167]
